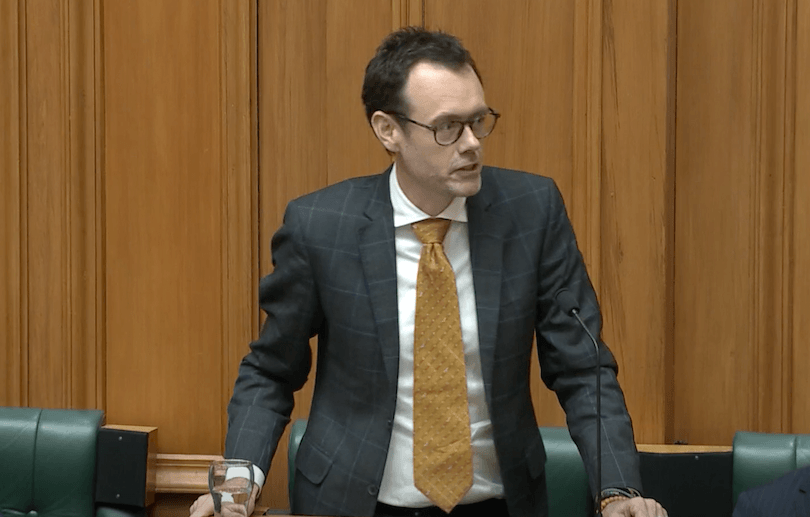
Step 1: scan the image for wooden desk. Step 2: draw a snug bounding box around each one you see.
[154,445,735,516]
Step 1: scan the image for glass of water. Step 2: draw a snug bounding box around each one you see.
[208,459,254,516]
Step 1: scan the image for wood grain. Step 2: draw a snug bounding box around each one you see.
[68,0,103,411]
[598,0,674,443]
[572,0,604,287]
[220,0,259,460]
[673,0,794,444]
[2,0,103,411]
[392,0,424,28]
[791,0,810,433]
[0,0,24,407]
[103,0,233,454]
[25,0,71,408]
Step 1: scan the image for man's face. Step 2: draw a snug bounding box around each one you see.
[393,62,488,215]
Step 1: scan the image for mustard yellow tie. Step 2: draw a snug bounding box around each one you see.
[411,218,473,513]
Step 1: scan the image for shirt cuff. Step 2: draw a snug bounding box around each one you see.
[252,464,266,490]
[224,463,266,493]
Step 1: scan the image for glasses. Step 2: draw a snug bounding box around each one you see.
[388,108,500,146]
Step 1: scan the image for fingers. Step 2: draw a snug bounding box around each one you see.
[636,497,667,517]
[245,482,261,516]
[189,493,215,517]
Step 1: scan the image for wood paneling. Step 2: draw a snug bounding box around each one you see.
[598,0,674,443]
[3,0,809,511]
[220,0,258,458]
[0,0,25,407]
[392,0,423,28]
[0,0,102,409]
[68,0,105,411]
[103,0,255,456]
[572,0,604,285]
[674,0,795,444]
[25,0,71,408]
[792,0,810,433]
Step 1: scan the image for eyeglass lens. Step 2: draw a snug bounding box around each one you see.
[436,112,498,145]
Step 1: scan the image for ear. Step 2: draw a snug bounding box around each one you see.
[370,111,402,154]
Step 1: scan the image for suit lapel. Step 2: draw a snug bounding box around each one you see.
[358,167,400,382]
[467,181,510,396]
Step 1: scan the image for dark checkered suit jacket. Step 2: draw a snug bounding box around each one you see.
[225,166,642,516]
[733,466,810,517]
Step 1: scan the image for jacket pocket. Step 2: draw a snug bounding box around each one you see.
[296,440,333,485]
[525,434,547,479]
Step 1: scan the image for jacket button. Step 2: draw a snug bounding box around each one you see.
[387,419,393,429]
[368,485,379,496]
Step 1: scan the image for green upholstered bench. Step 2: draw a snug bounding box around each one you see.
[732,431,810,507]
[287,420,592,517]
[0,407,141,517]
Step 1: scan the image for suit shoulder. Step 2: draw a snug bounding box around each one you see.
[479,165,561,207]
[287,172,385,215]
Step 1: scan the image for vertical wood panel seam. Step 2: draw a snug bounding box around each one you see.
[750,0,763,431]
[4,0,24,407]
[19,0,30,407]
[572,0,603,286]
[663,0,678,444]
[62,0,73,408]
[250,0,259,340]
[219,0,230,448]
[780,0,797,432]
[94,0,107,411]
[590,0,603,286]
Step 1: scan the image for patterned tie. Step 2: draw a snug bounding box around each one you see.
[411,218,473,513]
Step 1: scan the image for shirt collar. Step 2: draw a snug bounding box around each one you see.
[389,163,468,228]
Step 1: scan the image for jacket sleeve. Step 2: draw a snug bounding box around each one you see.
[224,202,324,476]
[533,180,643,496]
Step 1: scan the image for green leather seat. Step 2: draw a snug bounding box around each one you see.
[539,426,590,516]
[732,431,810,507]
[287,420,591,516]
[0,407,139,517]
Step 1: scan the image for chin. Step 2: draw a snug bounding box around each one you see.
[451,176,482,198]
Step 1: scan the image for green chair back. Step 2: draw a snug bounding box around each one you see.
[732,431,810,507]
[0,407,104,517]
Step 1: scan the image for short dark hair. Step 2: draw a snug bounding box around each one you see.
[361,27,482,124]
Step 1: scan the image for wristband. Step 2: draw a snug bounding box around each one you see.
[597,487,642,513]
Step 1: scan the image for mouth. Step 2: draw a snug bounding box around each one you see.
[455,163,480,173]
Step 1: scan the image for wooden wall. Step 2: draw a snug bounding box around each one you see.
[2,0,809,513]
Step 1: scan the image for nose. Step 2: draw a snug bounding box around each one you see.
[457,123,481,153]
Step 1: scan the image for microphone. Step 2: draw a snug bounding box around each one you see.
[555,289,603,516]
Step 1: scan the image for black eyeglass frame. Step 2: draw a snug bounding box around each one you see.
[386,108,501,146]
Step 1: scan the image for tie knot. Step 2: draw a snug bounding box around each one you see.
[412,218,451,245]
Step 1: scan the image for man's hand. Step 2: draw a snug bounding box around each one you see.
[602,496,668,517]
[189,483,260,517]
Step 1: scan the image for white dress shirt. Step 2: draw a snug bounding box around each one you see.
[377,165,504,507]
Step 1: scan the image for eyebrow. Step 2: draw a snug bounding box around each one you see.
[430,108,490,124]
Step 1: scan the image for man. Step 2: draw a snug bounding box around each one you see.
[191,27,666,517]
[733,466,810,517]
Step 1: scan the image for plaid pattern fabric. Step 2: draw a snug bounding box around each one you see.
[733,466,810,517]
[225,165,642,517]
